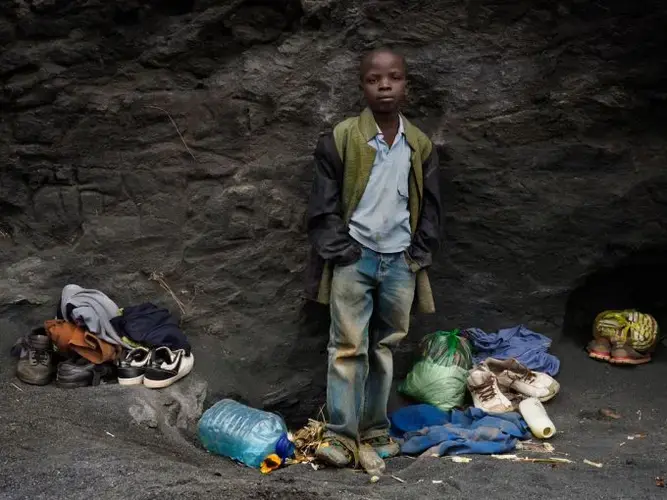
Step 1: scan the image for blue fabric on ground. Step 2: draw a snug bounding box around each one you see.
[464,325,560,376]
[390,404,530,456]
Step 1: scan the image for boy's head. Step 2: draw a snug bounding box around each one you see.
[359,48,407,115]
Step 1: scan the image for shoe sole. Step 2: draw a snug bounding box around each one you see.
[16,375,52,386]
[143,363,193,389]
[609,356,651,365]
[56,379,94,389]
[118,374,145,386]
[538,391,558,403]
[588,351,610,362]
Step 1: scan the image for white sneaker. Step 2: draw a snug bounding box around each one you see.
[143,347,194,389]
[117,347,151,386]
[482,358,560,402]
[467,368,513,413]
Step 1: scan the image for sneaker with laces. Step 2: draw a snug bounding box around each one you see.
[467,368,513,413]
[143,347,194,389]
[117,347,151,386]
[16,329,56,386]
[482,358,560,402]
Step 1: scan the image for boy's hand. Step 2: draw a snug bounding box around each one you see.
[403,251,421,273]
[333,244,362,267]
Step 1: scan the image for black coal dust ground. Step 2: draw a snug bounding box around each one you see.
[2,338,666,499]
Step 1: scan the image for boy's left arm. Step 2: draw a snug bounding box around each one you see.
[407,145,442,271]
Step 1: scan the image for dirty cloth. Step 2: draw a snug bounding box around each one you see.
[110,303,190,352]
[45,319,121,364]
[59,284,129,348]
[390,404,530,456]
[463,325,560,376]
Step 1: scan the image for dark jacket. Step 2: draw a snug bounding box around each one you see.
[110,303,191,352]
[305,108,442,313]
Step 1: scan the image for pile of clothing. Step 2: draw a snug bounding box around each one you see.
[392,325,560,458]
[12,284,194,390]
[390,404,531,457]
[463,325,560,414]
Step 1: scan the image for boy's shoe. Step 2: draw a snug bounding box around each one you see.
[16,330,56,386]
[143,347,194,389]
[609,345,651,365]
[467,368,513,413]
[358,443,386,476]
[56,357,116,389]
[361,433,400,459]
[587,337,611,362]
[314,433,356,468]
[117,347,151,386]
[482,358,560,402]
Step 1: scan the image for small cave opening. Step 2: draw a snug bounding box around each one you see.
[563,247,667,349]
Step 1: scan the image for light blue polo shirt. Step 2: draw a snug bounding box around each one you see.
[348,116,412,254]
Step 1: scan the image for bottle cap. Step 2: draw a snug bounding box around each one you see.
[275,433,295,462]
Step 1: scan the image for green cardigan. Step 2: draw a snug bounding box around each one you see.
[316,108,436,313]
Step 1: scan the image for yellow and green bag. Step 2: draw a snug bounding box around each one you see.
[593,310,658,352]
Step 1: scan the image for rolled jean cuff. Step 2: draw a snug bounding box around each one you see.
[360,428,390,441]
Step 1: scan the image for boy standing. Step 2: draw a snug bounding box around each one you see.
[305,49,442,470]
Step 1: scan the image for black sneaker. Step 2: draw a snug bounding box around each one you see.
[16,329,56,386]
[56,356,116,389]
[143,347,194,389]
[117,347,151,386]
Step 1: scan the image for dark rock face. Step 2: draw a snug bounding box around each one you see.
[1,0,666,423]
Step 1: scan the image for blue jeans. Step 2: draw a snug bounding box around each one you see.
[326,247,416,441]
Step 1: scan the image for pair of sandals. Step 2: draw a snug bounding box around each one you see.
[587,337,651,365]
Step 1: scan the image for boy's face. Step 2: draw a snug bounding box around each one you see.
[361,52,406,114]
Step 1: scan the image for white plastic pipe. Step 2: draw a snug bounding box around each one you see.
[519,397,556,439]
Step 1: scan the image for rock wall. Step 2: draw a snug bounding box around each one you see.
[1,0,666,422]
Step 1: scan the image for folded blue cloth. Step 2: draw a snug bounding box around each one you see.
[390,404,530,456]
[464,325,560,376]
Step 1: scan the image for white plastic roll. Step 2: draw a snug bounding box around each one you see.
[519,397,556,439]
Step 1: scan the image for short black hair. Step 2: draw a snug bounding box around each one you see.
[359,48,407,80]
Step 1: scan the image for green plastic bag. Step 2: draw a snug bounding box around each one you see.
[399,329,472,411]
[419,329,472,368]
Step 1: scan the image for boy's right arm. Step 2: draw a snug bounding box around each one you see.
[306,134,361,266]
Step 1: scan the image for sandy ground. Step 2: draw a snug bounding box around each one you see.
[1,338,666,500]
